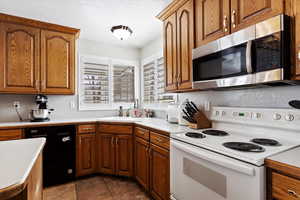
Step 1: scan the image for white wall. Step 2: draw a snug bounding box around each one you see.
[140,36,163,60]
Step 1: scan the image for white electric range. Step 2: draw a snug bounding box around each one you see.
[170,107,300,200]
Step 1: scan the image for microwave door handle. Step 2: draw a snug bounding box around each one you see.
[246,41,253,73]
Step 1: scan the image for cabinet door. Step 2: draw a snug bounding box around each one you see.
[135,137,150,191]
[195,0,230,47]
[41,30,75,94]
[0,129,23,141]
[115,135,133,177]
[150,144,170,200]
[0,22,40,93]
[76,133,96,177]
[177,0,194,90]
[97,133,115,175]
[164,13,178,91]
[230,0,283,32]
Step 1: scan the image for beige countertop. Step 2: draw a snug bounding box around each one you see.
[0,117,191,134]
[0,138,45,190]
[267,147,300,169]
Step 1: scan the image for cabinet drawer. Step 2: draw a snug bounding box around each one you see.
[78,124,96,134]
[150,132,169,150]
[98,124,132,134]
[0,129,23,141]
[272,172,300,200]
[135,127,150,141]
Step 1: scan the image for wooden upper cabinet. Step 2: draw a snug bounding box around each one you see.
[177,0,194,90]
[41,30,75,94]
[76,133,96,177]
[0,22,40,93]
[195,0,230,47]
[115,135,133,177]
[230,0,283,32]
[164,13,178,91]
[97,133,115,175]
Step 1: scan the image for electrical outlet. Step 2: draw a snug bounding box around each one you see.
[204,101,210,112]
[13,101,20,109]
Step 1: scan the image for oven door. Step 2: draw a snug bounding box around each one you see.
[170,139,265,200]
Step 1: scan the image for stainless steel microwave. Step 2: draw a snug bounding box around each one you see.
[192,15,295,90]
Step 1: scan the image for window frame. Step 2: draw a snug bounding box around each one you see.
[141,52,178,110]
[78,54,139,111]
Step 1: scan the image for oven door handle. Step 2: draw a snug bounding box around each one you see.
[171,140,255,176]
[246,40,253,73]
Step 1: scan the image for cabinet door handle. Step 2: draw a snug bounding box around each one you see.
[223,15,228,32]
[288,189,300,198]
[231,10,237,28]
[116,138,118,146]
[155,138,163,143]
[41,80,45,89]
[35,80,40,89]
[298,50,300,61]
[111,137,114,146]
[83,128,93,131]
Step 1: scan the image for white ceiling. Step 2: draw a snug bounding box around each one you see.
[0,0,172,48]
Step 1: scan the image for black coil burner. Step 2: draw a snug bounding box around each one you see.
[223,142,265,152]
[202,130,229,136]
[251,138,280,146]
[185,132,206,139]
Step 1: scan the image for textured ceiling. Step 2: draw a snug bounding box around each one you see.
[0,0,172,48]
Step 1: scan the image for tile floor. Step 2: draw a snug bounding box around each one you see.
[43,175,151,200]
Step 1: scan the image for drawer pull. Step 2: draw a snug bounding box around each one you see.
[155,138,163,143]
[288,189,300,198]
[83,128,93,131]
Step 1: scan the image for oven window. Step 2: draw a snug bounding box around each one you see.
[254,32,281,72]
[193,43,247,81]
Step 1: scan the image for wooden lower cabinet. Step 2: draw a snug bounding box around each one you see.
[134,127,170,200]
[115,135,133,176]
[0,129,23,141]
[97,133,116,175]
[76,133,96,177]
[135,137,150,191]
[97,132,133,177]
[150,144,170,200]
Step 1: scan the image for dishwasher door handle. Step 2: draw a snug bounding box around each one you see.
[62,136,71,142]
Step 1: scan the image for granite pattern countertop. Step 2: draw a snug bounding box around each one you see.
[0,117,190,134]
[0,138,45,190]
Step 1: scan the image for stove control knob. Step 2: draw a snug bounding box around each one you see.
[285,114,295,121]
[273,113,281,120]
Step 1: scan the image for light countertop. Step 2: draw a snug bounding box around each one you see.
[0,117,190,134]
[267,147,300,169]
[0,138,45,190]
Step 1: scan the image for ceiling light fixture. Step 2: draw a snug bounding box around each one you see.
[111,25,133,40]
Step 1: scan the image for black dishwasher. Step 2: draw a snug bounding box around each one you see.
[25,125,76,187]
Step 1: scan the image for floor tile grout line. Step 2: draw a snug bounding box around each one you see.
[102,176,116,200]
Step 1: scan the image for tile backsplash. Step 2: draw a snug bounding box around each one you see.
[0,94,118,122]
[1,86,300,122]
